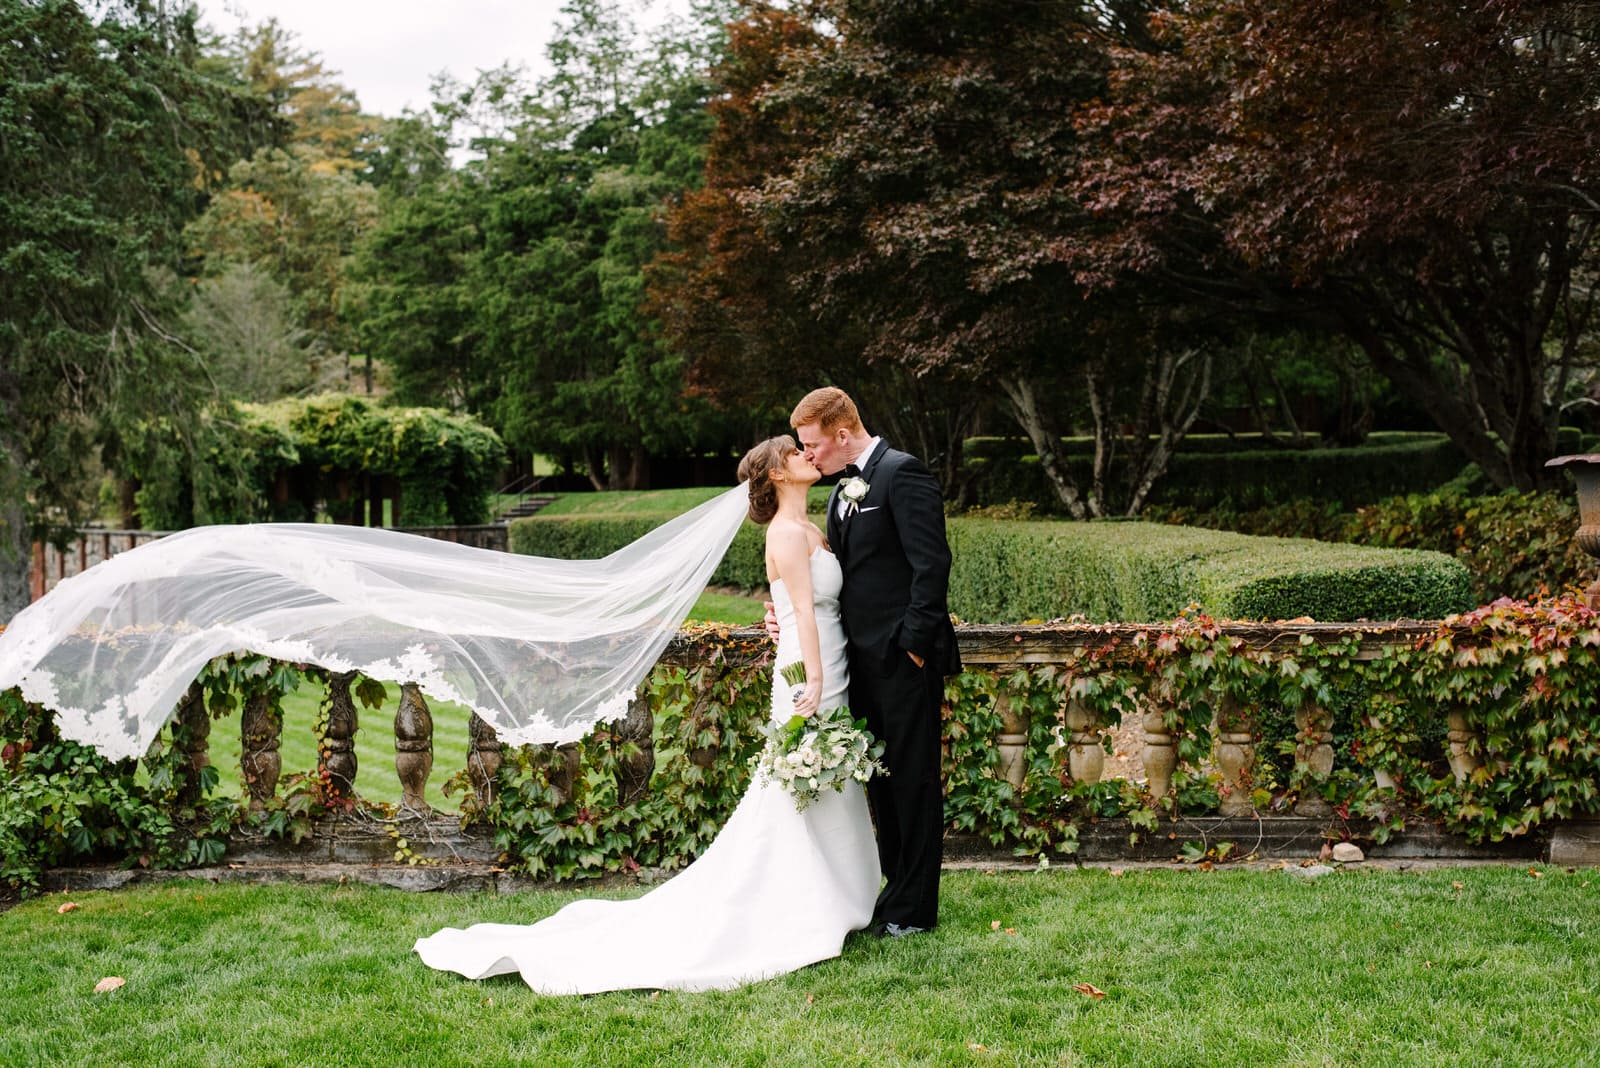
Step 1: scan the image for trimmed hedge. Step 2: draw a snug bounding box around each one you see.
[965,430,1457,460]
[966,434,1471,513]
[511,512,1472,622]
[946,520,1470,622]
[1152,488,1587,605]
[511,514,771,590]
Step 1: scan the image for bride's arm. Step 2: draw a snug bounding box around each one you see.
[769,522,824,718]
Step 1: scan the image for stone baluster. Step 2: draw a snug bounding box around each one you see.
[994,691,1028,790]
[394,682,433,813]
[174,680,211,804]
[546,744,581,804]
[1293,702,1335,816]
[1064,697,1104,784]
[240,691,282,812]
[1141,697,1178,801]
[1446,708,1483,784]
[687,693,718,772]
[1215,694,1258,817]
[612,688,656,805]
[320,672,359,799]
[467,712,504,808]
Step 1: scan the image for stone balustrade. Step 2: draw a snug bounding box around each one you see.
[165,620,1474,824]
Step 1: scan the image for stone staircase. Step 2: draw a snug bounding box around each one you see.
[494,494,557,522]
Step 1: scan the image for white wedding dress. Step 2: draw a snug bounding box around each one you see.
[413,546,881,994]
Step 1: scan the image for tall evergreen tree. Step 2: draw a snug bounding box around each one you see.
[0,0,274,615]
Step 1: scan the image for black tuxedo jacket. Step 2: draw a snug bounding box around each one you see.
[826,442,961,677]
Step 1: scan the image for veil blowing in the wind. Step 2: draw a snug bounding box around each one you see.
[0,485,753,761]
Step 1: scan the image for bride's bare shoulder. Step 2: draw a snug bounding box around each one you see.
[767,516,823,549]
[766,517,807,549]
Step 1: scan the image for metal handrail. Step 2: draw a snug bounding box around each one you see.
[491,473,550,522]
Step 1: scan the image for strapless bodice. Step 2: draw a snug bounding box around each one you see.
[769,546,842,626]
[766,546,849,723]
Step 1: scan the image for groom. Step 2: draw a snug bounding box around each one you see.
[784,387,960,937]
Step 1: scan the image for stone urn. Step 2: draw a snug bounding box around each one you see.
[1545,454,1600,608]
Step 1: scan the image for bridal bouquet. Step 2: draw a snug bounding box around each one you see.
[754,662,888,812]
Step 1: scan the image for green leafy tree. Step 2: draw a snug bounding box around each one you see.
[0,0,273,615]
[349,0,743,488]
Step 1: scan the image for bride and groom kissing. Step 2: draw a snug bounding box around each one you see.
[415,386,961,994]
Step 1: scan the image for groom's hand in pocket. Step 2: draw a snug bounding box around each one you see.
[764,602,781,643]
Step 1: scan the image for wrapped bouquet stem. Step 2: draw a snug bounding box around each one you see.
[755,662,887,812]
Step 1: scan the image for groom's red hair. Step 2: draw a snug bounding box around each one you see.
[790,387,863,434]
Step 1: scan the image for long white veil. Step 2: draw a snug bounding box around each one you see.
[0,483,753,761]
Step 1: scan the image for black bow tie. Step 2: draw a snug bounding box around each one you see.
[842,463,861,478]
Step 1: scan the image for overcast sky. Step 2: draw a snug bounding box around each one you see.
[197,0,692,118]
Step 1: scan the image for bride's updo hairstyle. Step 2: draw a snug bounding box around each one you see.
[737,436,798,526]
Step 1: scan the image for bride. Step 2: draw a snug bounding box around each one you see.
[412,436,881,993]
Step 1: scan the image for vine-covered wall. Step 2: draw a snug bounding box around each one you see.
[4,598,1598,893]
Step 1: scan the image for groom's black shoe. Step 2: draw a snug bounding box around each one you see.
[870,921,930,939]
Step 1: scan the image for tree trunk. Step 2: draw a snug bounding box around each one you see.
[582,446,607,492]
[999,373,1087,519]
[861,369,983,504]
[1122,348,1212,515]
[0,379,30,618]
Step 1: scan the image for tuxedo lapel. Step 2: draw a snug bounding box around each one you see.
[825,481,844,559]
[838,441,889,554]
[858,441,888,483]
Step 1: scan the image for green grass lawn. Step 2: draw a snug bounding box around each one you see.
[1,866,1593,1066]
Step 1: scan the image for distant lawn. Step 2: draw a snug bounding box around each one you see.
[687,589,767,626]
[209,682,474,810]
[540,484,833,517]
[3,866,1595,1066]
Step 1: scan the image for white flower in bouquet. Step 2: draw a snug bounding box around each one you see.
[754,661,888,812]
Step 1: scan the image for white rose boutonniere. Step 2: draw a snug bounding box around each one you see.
[840,476,870,515]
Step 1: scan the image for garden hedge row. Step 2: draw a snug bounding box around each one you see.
[965,434,1472,513]
[510,513,1472,622]
[963,428,1600,514]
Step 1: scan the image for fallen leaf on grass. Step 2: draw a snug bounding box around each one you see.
[968,1043,987,1052]
[1424,961,1433,969]
[56,902,78,914]
[1529,868,1544,878]
[1452,881,1464,891]
[806,994,815,1005]
[93,977,125,994]
[1108,869,1125,877]
[1004,928,1017,936]
[990,920,1002,931]
[1072,983,1106,1000]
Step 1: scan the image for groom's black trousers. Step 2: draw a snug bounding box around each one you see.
[853,653,945,930]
